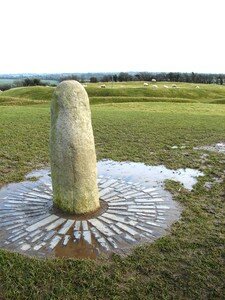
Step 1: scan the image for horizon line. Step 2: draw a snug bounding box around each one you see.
[0,71,225,76]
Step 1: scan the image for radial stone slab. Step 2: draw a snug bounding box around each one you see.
[0,168,181,259]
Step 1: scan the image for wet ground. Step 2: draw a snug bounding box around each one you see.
[0,160,203,259]
[194,142,225,154]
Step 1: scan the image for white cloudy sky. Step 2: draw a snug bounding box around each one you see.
[0,0,224,74]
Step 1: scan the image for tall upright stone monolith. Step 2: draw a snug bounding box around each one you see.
[50,80,100,214]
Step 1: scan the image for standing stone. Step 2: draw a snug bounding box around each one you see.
[50,80,100,214]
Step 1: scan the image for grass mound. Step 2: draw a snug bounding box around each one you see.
[1,82,225,105]
[1,86,54,101]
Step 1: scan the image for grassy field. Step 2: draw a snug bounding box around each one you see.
[1,82,225,105]
[0,82,225,299]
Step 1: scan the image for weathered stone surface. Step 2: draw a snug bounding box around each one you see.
[50,80,100,214]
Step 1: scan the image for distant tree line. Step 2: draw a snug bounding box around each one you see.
[0,84,11,91]
[59,72,224,85]
[1,72,224,91]
[0,78,56,91]
[88,72,224,85]
[14,78,47,87]
[59,75,80,82]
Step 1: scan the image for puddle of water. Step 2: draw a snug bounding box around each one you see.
[0,160,203,259]
[54,227,100,259]
[26,160,203,191]
[97,160,204,191]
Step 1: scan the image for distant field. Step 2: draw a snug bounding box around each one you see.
[1,81,225,105]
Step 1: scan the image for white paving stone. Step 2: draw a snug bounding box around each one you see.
[124,234,136,243]
[49,235,61,249]
[107,206,127,210]
[74,231,81,240]
[31,233,45,243]
[108,201,133,206]
[26,215,58,232]
[58,219,74,235]
[21,243,31,251]
[25,197,48,204]
[156,205,170,210]
[43,230,56,241]
[136,225,153,234]
[100,179,118,189]
[28,192,52,200]
[101,212,125,223]
[74,221,81,231]
[143,188,157,193]
[45,218,66,231]
[101,192,118,200]
[116,222,138,236]
[63,235,70,246]
[150,192,159,196]
[127,220,138,226]
[124,193,146,199]
[82,221,88,231]
[7,223,24,231]
[107,210,134,216]
[128,208,156,213]
[129,205,156,209]
[106,237,118,248]
[97,237,110,251]
[106,196,122,202]
[99,187,113,197]
[28,229,42,238]
[137,212,156,217]
[98,216,113,224]
[109,224,122,235]
[83,231,92,244]
[12,227,24,234]
[90,227,101,239]
[134,199,154,203]
[88,219,114,237]
[10,232,28,242]
[34,242,46,251]
[1,219,25,226]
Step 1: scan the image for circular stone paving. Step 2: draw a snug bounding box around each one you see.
[0,164,183,259]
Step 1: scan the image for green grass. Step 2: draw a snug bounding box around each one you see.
[0,96,48,106]
[1,82,225,105]
[0,83,225,299]
[1,86,54,101]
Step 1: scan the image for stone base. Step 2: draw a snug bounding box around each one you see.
[0,167,182,259]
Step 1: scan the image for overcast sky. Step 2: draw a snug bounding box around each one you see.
[0,0,224,74]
